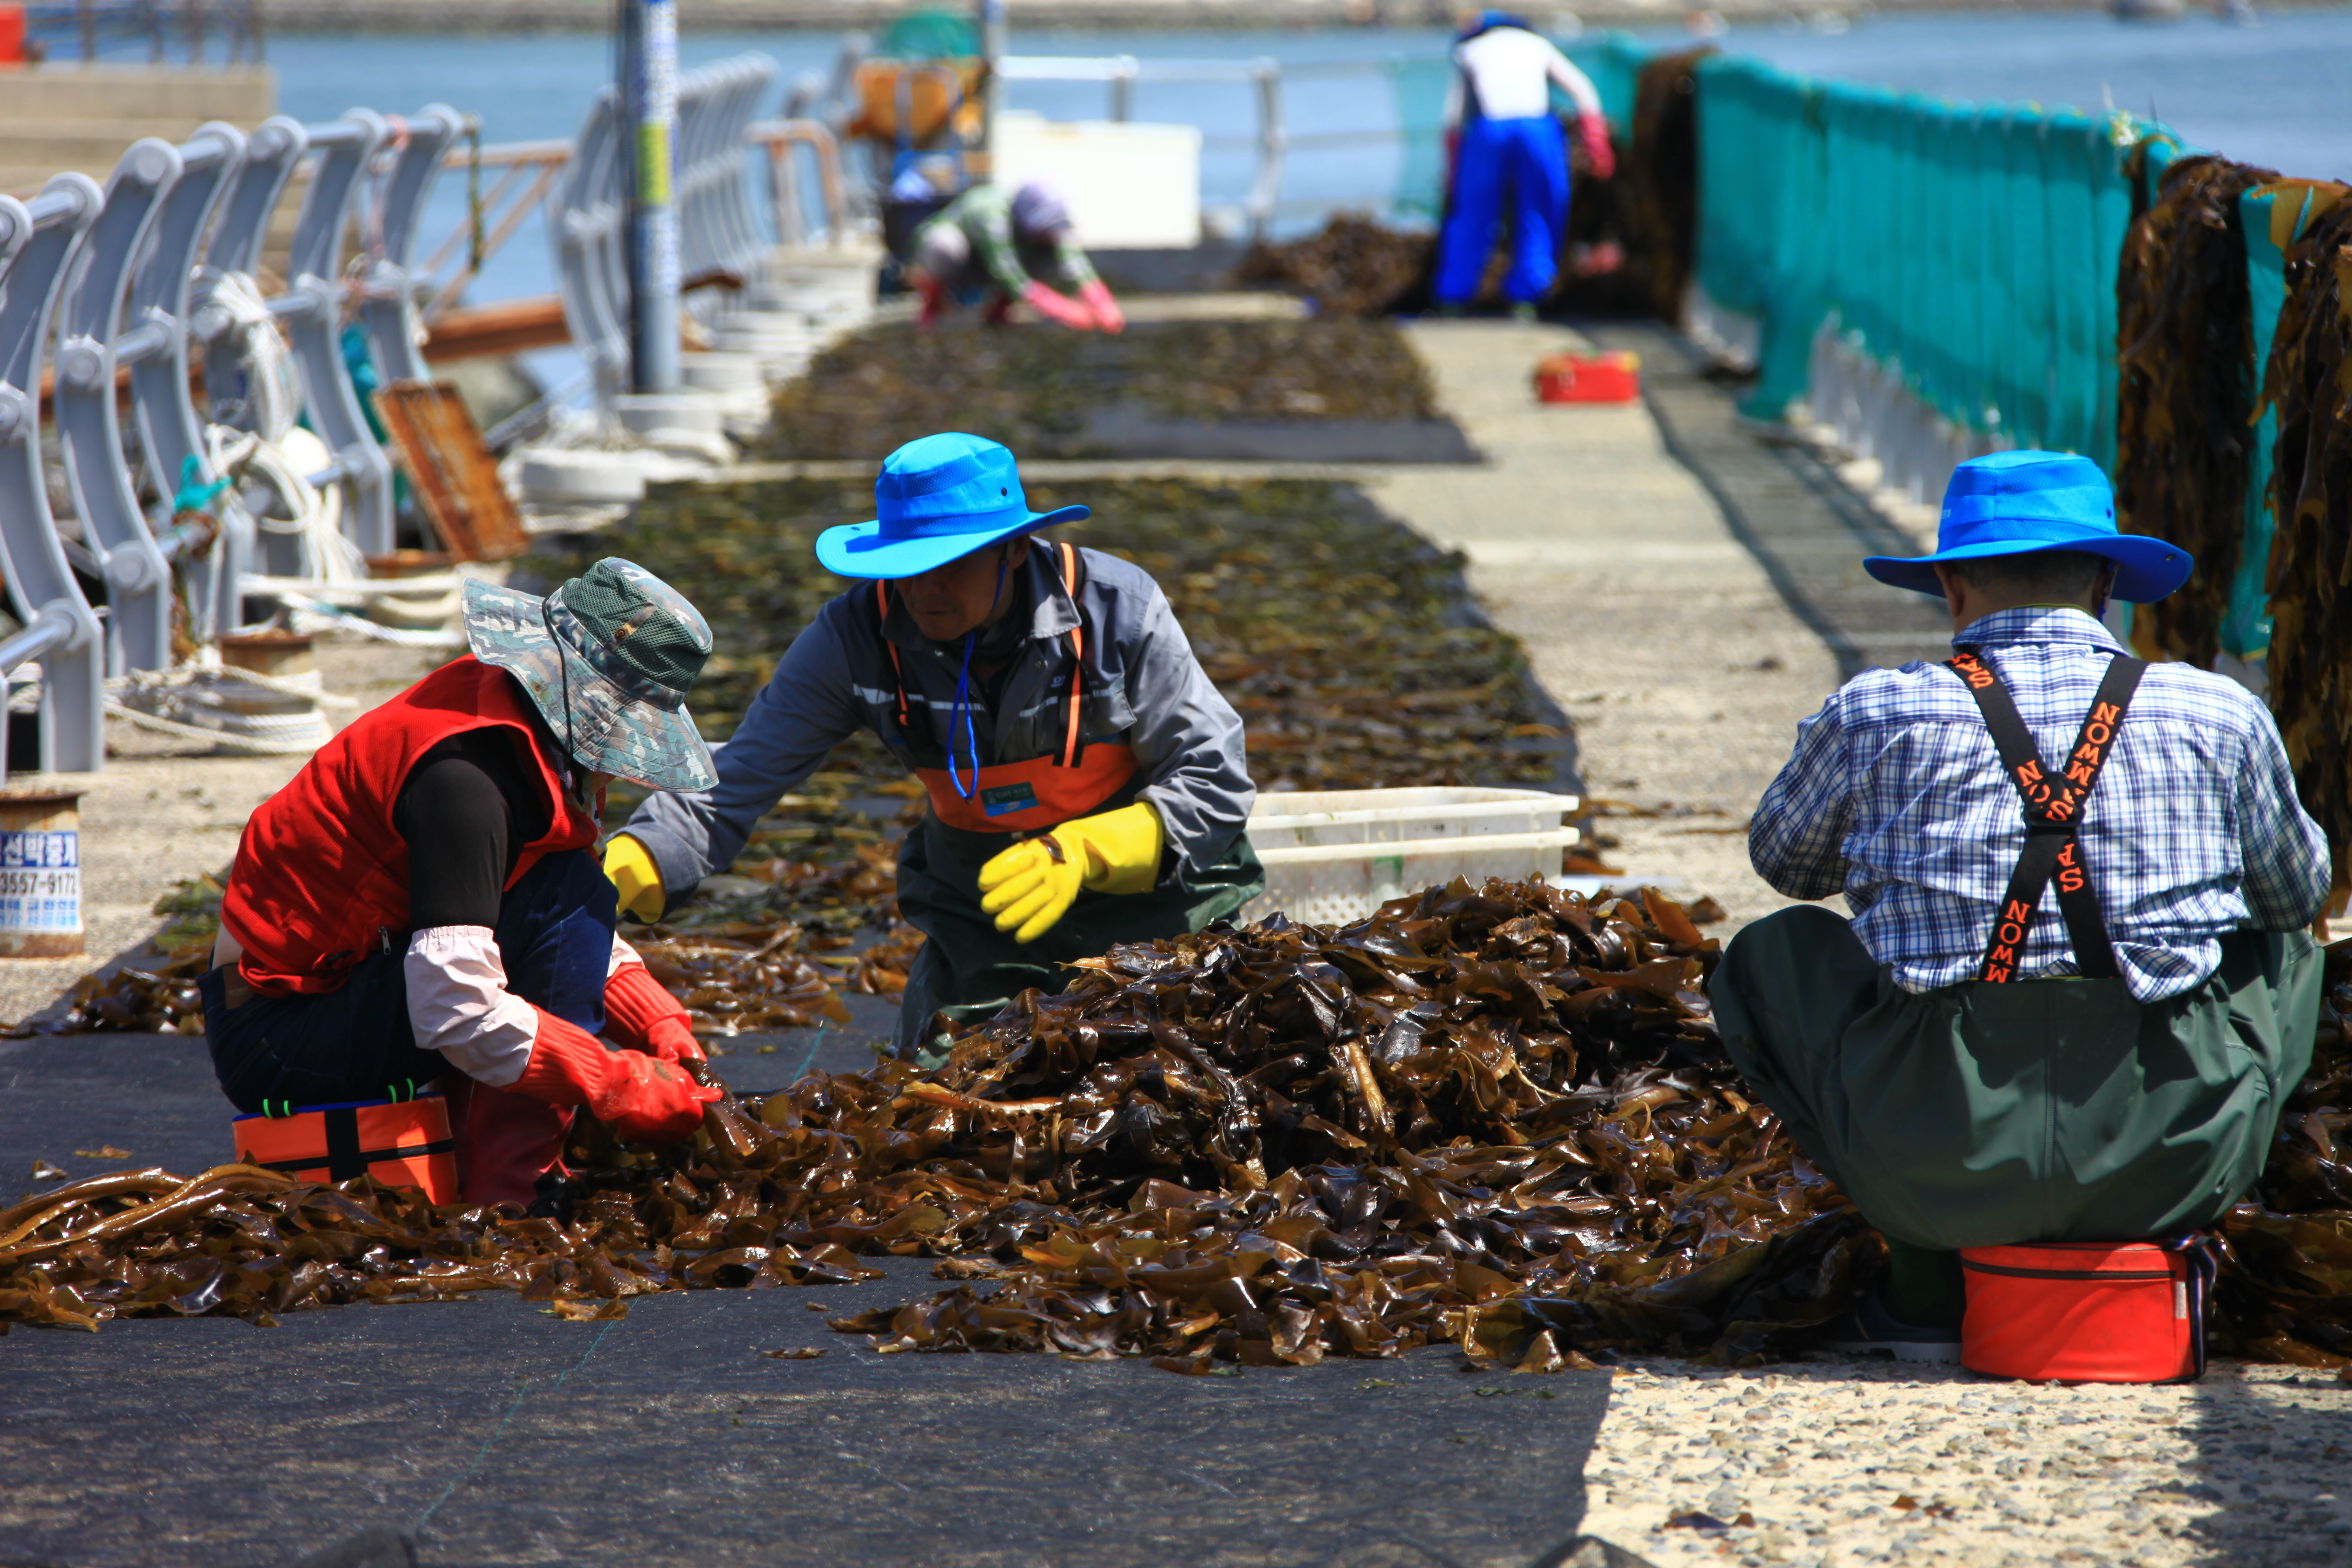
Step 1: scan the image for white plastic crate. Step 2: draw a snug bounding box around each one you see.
[1239,787,1581,928]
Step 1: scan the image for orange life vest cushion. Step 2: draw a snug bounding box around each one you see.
[234,1095,460,1203]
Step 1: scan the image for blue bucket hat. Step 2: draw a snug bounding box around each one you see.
[815,433,1089,580]
[1862,450,2193,604]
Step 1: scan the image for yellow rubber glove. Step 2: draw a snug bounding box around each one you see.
[976,802,1163,944]
[602,833,665,923]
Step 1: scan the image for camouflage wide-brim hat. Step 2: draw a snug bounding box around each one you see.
[462,559,720,794]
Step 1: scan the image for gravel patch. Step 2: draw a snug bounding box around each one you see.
[1578,1354,2352,1567]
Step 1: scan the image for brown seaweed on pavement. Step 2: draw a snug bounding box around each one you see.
[7,876,2347,1371]
[757,318,1439,462]
[0,882,1869,1367]
[2114,151,2277,668]
[2214,941,2352,1366]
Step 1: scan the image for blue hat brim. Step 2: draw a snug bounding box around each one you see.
[812,505,1090,580]
[1862,534,2194,604]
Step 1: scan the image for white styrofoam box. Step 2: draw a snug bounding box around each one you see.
[990,111,1202,250]
[1240,787,1581,928]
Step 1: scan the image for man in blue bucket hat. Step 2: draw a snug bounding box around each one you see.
[1715,450,2329,1361]
[606,433,1261,1063]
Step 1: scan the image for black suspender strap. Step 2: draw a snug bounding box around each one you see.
[1946,648,2146,983]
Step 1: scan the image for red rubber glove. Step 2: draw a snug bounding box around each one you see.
[1079,279,1125,334]
[1023,281,1096,330]
[915,274,949,328]
[511,1008,717,1144]
[1578,112,1617,181]
[603,963,704,1067]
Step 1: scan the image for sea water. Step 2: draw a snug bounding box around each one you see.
[251,9,2352,361]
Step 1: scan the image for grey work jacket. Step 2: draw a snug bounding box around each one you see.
[625,544,1256,901]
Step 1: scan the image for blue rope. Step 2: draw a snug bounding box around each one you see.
[944,557,1008,802]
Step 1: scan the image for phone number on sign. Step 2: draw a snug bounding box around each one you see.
[0,870,78,897]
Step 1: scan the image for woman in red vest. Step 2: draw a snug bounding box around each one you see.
[203,560,723,1206]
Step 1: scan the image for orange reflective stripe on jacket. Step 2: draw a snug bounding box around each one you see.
[880,540,1131,832]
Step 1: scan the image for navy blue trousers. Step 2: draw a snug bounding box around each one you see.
[202,849,617,1114]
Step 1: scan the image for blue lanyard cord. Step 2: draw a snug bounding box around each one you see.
[948,629,980,799]
[945,558,1009,801]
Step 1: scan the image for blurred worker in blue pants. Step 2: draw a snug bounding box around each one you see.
[1434,11,1615,316]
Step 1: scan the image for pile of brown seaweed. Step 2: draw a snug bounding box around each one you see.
[7,878,2349,1372]
[2215,937,2352,1365]
[756,318,1439,462]
[2258,186,2352,906]
[0,882,1875,1367]
[2114,151,2277,668]
[1233,214,1436,317]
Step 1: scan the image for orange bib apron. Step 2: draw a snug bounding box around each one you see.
[879,540,1137,834]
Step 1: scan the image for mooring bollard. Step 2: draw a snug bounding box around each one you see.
[0,788,85,958]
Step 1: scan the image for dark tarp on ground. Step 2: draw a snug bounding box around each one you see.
[0,1035,1609,1568]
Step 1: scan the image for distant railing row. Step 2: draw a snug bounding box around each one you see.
[19,0,263,65]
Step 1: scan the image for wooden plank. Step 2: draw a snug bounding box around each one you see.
[418,294,573,361]
[371,380,531,562]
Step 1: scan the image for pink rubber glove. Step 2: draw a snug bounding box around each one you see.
[1079,279,1125,334]
[1578,112,1618,181]
[1022,281,1096,330]
[915,275,949,329]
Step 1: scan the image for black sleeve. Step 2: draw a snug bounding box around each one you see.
[393,751,513,931]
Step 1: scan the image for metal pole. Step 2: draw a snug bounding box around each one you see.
[621,0,679,393]
[979,0,1004,157]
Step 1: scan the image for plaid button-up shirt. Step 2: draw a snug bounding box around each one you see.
[1749,606,2329,1001]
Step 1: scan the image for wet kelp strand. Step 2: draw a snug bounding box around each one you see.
[2113,150,2277,669]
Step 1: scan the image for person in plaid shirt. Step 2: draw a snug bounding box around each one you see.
[1716,450,2329,1361]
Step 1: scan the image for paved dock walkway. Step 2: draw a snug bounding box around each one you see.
[1375,320,1877,926]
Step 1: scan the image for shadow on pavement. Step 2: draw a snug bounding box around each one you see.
[1,1036,1616,1568]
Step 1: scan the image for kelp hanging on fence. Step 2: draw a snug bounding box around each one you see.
[1618,46,1710,325]
[2114,152,2276,670]
[2259,193,2352,908]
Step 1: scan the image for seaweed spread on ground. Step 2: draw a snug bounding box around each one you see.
[542,476,1565,797]
[756,318,1440,461]
[7,879,2347,1372]
[2258,189,2352,908]
[0,882,1874,1369]
[2114,151,2278,669]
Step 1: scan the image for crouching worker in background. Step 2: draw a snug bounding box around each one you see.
[203,561,724,1207]
[905,180,1123,333]
[603,432,1261,1066]
[1719,451,2329,1360]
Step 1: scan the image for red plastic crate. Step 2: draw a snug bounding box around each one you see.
[1534,351,1640,404]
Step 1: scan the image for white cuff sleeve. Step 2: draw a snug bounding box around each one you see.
[608,931,642,979]
[405,926,540,1087]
